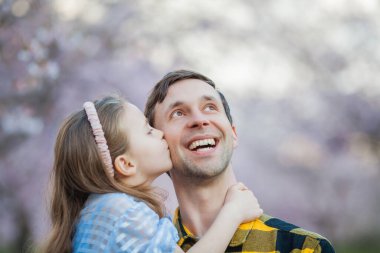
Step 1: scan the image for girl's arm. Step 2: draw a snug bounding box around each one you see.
[175,182,263,253]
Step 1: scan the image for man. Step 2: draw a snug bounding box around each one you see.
[144,70,335,252]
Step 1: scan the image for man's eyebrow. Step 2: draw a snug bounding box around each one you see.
[202,95,218,102]
[166,101,184,113]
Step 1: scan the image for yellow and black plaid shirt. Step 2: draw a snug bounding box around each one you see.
[173,209,335,253]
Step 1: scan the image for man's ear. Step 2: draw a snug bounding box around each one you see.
[114,154,136,177]
[232,125,238,148]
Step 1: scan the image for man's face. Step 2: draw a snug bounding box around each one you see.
[153,79,238,179]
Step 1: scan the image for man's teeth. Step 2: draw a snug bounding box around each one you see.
[189,138,215,150]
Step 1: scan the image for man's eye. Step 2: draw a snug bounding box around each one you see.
[171,110,184,118]
[205,105,217,111]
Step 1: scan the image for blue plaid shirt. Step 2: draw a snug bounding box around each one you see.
[72,192,179,253]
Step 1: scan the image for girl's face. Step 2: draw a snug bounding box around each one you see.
[120,103,172,184]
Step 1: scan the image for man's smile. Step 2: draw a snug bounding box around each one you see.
[185,136,220,155]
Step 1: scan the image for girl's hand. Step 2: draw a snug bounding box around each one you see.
[180,182,263,253]
[223,182,263,223]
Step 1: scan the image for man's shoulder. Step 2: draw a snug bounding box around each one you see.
[235,214,334,253]
[243,214,335,252]
[258,214,326,239]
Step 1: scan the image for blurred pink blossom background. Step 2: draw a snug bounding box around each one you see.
[1,0,380,252]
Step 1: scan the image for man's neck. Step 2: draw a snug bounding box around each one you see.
[172,167,237,237]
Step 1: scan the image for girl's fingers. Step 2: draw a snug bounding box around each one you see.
[232,182,248,191]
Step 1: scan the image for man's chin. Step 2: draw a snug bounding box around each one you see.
[182,165,226,179]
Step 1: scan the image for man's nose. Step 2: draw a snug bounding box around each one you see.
[187,111,210,128]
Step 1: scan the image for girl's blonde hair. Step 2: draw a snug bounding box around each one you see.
[44,96,165,253]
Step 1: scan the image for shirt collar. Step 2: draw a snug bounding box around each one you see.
[173,207,254,247]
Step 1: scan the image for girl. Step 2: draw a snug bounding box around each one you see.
[44,96,262,253]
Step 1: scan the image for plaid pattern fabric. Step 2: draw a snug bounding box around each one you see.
[173,209,335,253]
[72,193,179,253]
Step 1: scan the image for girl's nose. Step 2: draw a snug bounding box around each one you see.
[155,128,164,139]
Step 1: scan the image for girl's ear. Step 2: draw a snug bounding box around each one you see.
[114,154,136,177]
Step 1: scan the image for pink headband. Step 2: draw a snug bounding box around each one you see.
[83,101,114,177]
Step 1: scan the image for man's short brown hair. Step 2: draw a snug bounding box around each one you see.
[144,70,233,126]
